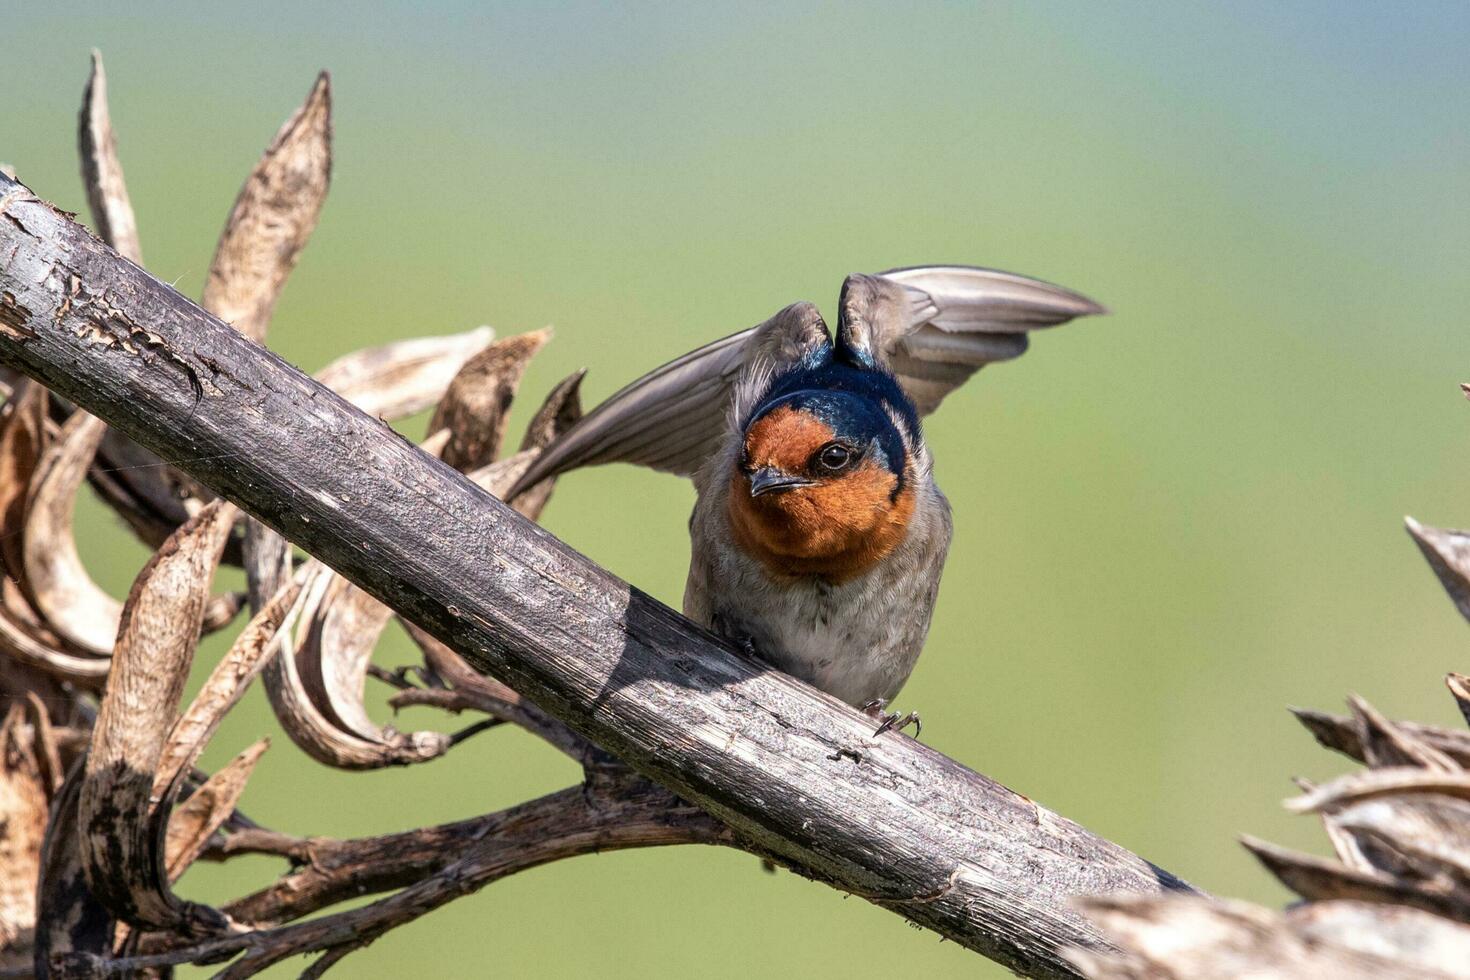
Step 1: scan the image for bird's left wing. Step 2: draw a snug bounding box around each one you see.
[840,265,1105,415]
[506,302,829,497]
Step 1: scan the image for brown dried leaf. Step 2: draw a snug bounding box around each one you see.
[78,50,142,264]
[201,72,331,343]
[1406,517,1470,626]
[1243,835,1470,924]
[314,326,495,420]
[1293,706,1470,768]
[261,563,452,769]
[155,577,304,794]
[428,328,551,471]
[78,501,236,935]
[23,411,120,655]
[164,739,268,882]
[1350,695,1460,772]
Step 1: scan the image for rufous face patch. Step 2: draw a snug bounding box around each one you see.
[728,407,915,583]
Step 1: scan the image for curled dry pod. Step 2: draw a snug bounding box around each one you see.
[1348,695,1459,772]
[261,563,452,770]
[156,576,304,790]
[1070,893,1457,980]
[0,383,107,683]
[23,412,119,656]
[1243,835,1470,925]
[77,501,236,936]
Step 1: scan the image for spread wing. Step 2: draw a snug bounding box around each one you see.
[842,265,1106,415]
[506,302,830,495]
[505,265,1102,499]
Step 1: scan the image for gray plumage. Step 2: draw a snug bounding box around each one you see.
[508,265,1103,708]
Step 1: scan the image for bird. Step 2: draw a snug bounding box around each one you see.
[507,265,1103,734]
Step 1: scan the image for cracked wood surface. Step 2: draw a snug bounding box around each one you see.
[0,172,1196,979]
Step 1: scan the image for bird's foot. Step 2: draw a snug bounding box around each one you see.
[862,698,922,738]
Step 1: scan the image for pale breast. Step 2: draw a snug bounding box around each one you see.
[685,455,952,707]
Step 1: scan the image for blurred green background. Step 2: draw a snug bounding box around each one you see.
[7,2,1470,976]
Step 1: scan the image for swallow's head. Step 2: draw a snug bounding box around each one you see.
[727,385,917,582]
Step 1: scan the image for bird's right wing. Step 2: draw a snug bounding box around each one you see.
[506,302,829,497]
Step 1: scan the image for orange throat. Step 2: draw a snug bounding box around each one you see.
[726,461,916,584]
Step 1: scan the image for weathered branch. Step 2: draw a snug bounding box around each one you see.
[0,173,1196,979]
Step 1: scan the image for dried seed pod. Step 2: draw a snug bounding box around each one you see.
[315,326,497,420]
[34,761,114,976]
[508,368,584,519]
[1243,835,1470,923]
[156,577,304,791]
[201,73,331,344]
[1349,696,1459,772]
[78,50,142,265]
[163,739,269,882]
[1293,706,1470,768]
[428,328,551,471]
[0,703,51,971]
[23,412,119,656]
[1069,894,1461,980]
[78,502,236,935]
[1288,769,1470,814]
[1406,517,1470,626]
[261,563,452,770]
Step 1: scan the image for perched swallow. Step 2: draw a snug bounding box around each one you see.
[509,266,1102,732]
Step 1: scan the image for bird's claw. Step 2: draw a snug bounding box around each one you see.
[862,698,921,738]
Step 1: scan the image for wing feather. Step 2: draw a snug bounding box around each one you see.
[506,267,1102,497]
[506,303,827,496]
[865,265,1103,414]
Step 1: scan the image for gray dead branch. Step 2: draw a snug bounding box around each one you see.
[0,138,1193,980]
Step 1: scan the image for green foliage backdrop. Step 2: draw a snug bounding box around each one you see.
[7,3,1470,976]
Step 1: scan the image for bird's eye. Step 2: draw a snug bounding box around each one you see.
[815,443,853,472]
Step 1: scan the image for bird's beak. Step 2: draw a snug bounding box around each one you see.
[748,467,815,497]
